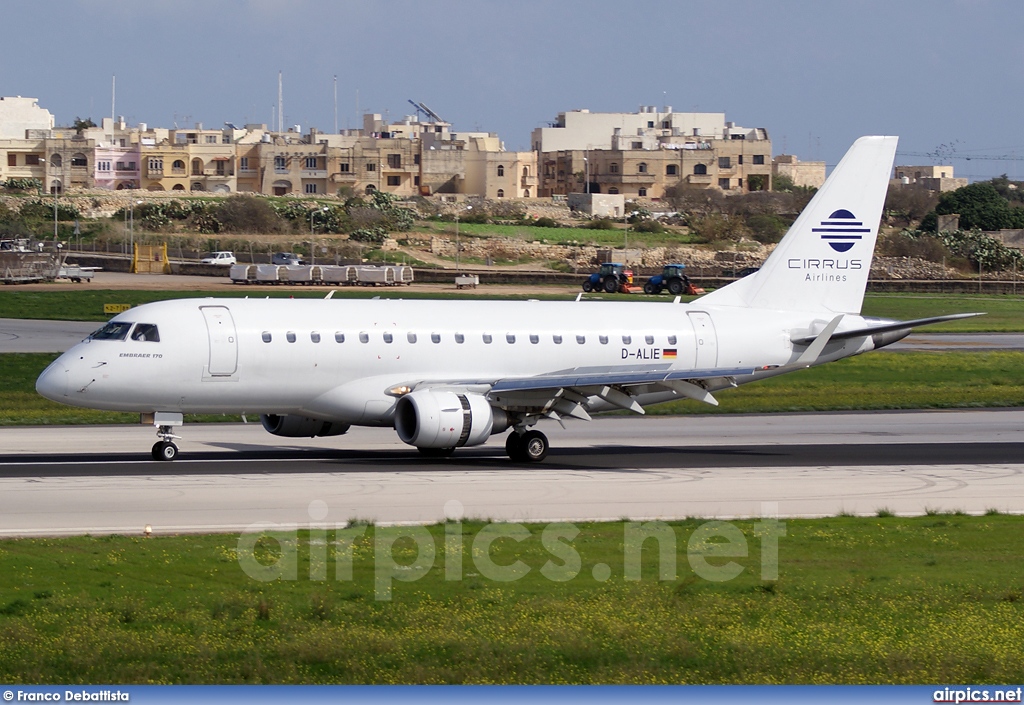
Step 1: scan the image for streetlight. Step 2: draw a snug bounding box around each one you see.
[583,155,589,194]
[310,205,328,265]
[454,204,472,272]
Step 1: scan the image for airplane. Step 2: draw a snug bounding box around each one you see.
[36,136,981,462]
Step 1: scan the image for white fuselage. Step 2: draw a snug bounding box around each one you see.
[38,296,878,424]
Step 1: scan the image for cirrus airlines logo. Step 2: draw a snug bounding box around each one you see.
[812,209,870,253]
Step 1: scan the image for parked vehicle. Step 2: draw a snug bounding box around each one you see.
[581,263,643,294]
[643,264,705,296]
[272,252,303,265]
[200,251,236,266]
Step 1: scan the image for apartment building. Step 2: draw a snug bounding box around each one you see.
[772,154,826,189]
[533,107,771,197]
[892,164,966,192]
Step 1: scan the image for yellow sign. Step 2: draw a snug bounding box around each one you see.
[103,304,132,314]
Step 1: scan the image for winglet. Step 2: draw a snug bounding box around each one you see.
[795,315,844,366]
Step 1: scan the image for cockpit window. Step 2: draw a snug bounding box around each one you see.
[90,321,133,341]
[131,323,160,342]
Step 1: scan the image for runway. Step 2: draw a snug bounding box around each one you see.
[0,410,1022,536]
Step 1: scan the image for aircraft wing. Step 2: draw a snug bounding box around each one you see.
[488,364,756,393]
[459,363,761,418]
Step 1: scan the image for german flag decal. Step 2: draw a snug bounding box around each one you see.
[663,348,677,359]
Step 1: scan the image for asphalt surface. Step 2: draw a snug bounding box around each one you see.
[0,411,1022,535]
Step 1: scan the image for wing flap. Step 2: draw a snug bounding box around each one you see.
[489,365,757,393]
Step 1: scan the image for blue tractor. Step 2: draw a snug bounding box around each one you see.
[582,262,639,293]
[643,263,704,295]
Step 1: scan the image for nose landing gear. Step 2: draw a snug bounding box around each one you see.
[152,424,181,461]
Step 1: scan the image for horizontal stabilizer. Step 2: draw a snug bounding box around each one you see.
[791,313,985,346]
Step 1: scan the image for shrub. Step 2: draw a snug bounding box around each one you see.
[632,219,665,234]
[2,178,42,192]
[534,217,560,228]
[585,217,616,230]
[215,196,286,234]
[349,227,388,245]
[746,214,787,244]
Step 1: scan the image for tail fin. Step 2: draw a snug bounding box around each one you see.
[700,135,898,315]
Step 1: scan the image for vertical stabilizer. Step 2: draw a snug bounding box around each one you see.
[700,136,898,314]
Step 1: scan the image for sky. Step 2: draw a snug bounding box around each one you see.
[4,0,1023,181]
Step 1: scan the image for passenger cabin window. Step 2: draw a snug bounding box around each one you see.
[90,322,133,341]
[553,334,562,344]
[131,324,160,342]
[645,335,654,345]
[359,332,369,343]
[311,331,321,343]
[506,334,516,344]
[383,332,393,343]
[529,334,539,344]
[286,332,296,343]
[599,335,608,345]
[262,331,272,343]
[335,332,345,343]
[576,335,585,344]
[483,334,492,344]
[668,335,677,345]
[455,333,465,344]
[431,333,441,344]
[407,332,417,343]
[622,335,632,344]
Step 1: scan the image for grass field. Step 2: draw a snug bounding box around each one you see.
[1,289,1022,330]
[4,351,1022,425]
[1,515,1023,683]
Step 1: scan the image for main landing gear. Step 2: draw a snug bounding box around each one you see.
[151,424,181,462]
[505,429,549,463]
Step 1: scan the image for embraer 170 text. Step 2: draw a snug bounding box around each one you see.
[37,136,980,462]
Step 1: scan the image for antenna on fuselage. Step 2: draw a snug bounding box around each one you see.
[325,290,336,299]
[575,293,583,302]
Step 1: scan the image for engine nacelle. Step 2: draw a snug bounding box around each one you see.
[394,390,508,449]
[260,414,350,438]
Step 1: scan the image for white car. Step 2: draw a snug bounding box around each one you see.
[201,251,237,266]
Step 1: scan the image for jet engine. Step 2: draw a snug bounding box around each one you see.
[394,390,508,449]
[260,414,350,438]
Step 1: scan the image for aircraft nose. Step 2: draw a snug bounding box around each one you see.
[36,360,69,401]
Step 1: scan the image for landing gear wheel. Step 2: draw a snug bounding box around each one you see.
[152,441,178,461]
[505,432,527,461]
[417,446,455,458]
[520,430,549,462]
[582,280,593,293]
[668,278,684,296]
[603,276,618,293]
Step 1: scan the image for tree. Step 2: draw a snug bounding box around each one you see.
[933,182,1022,231]
[884,185,939,228]
[73,117,96,134]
